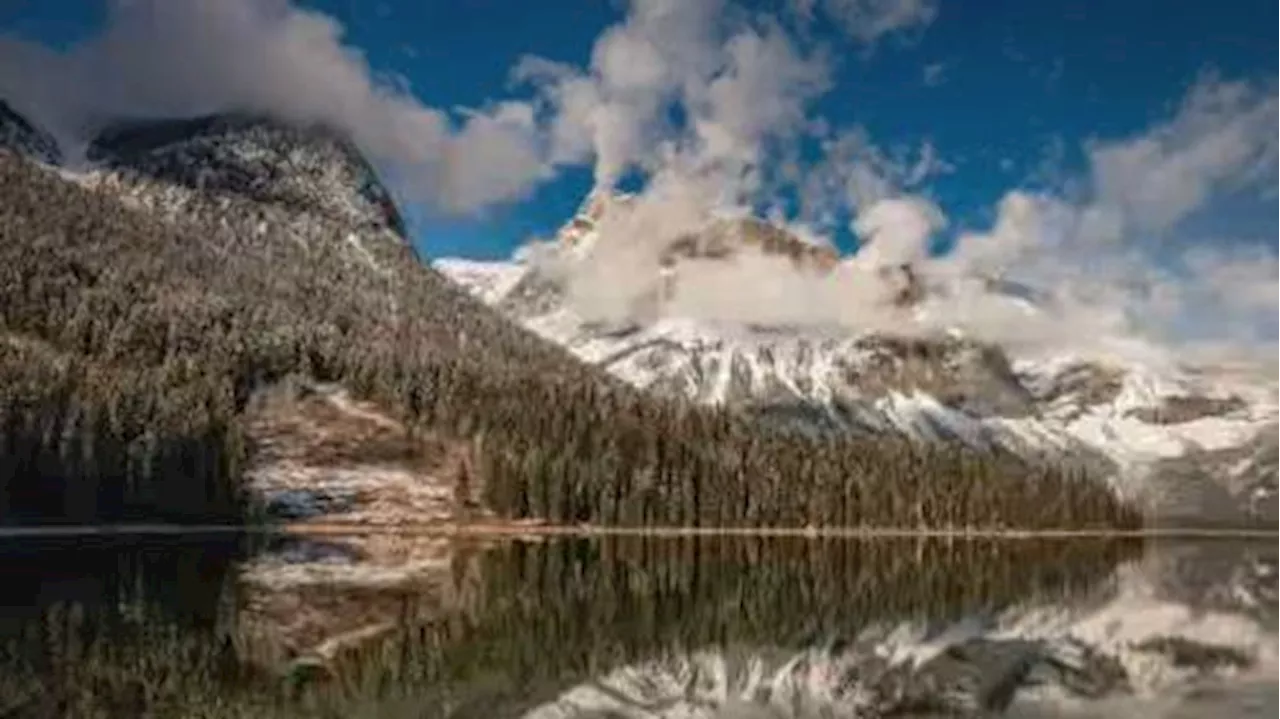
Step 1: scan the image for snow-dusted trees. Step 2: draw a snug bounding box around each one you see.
[0,150,1139,529]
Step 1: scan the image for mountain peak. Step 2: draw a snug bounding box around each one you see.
[85,112,406,238]
[555,187,840,275]
[663,216,840,273]
[0,99,61,165]
[555,186,636,251]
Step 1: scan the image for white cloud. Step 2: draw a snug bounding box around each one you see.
[1086,74,1278,232]
[515,0,730,186]
[944,75,1279,361]
[852,196,946,268]
[797,129,953,227]
[534,61,1276,364]
[0,0,550,213]
[512,0,843,324]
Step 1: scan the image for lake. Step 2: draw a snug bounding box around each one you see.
[0,532,1273,718]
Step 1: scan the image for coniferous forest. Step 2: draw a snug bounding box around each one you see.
[0,132,1140,530]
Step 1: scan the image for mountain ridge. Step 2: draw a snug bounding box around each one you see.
[84,112,410,240]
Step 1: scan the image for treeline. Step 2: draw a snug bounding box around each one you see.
[0,535,1141,717]
[0,140,1140,530]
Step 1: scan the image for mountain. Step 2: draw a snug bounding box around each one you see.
[0,99,60,164]
[84,113,407,238]
[0,107,587,523]
[0,102,1133,529]
[436,190,1278,526]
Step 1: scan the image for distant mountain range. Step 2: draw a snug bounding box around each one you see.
[437,190,1278,526]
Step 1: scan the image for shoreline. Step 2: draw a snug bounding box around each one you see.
[0,522,1274,540]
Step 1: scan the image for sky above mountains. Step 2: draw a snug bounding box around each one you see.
[2,1,1274,255]
[1,0,1276,358]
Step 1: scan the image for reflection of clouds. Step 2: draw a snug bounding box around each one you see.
[524,545,1277,719]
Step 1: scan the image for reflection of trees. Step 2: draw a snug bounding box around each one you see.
[340,537,1142,716]
[0,536,248,718]
[0,536,1140,717]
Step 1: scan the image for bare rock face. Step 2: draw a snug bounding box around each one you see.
[555,188,840,273]
[1127,395,1248,425]
[1147,426,1279,526]
[839,333,1035,418]
[663,216,840,272]
[1019,361,1127,419]
[0,100,60,164]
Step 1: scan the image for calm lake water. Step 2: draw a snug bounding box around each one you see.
[0,533,1273,718]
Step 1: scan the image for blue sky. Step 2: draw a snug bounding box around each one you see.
[2,0,1275,261]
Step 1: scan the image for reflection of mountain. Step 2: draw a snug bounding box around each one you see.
[4,535,1273,717]
[0,534,1135,717]
[521,540,1277,719]
[407,537,1136,717]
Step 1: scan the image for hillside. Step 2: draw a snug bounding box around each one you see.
[0,103,1136,529]
[437,190,1278,527]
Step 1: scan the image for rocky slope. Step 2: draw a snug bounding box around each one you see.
[437,191,1279,525]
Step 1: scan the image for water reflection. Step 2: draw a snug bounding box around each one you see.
[0,534,1272,718]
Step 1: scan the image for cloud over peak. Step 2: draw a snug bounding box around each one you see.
[0,0,548,213]
[1,0,1273,363]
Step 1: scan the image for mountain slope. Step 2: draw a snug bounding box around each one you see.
[84,113,408,238]
[0,100,59,165]
[0,104,1135,529]
[436,192,1278,525]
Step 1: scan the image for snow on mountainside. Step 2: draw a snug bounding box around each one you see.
[436,191,1279,524]
[80,113,409,240]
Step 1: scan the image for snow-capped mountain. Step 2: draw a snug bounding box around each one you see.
[437,191,1278,524]
[0,99,60,164]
